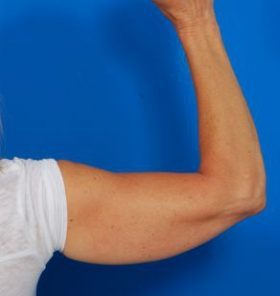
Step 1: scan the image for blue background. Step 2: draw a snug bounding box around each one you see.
[0,0,279,295]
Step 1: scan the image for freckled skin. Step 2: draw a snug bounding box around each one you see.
[57,0,266,266]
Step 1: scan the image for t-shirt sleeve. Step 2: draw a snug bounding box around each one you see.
[19,157,68,265]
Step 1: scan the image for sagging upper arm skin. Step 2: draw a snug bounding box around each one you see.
[57,160,247,265]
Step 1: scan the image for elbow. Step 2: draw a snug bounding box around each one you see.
[231,174,267,218]
[217,171,267,219]
[243,192,266,217]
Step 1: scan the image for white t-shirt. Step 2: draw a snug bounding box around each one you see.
[0,157,68,296]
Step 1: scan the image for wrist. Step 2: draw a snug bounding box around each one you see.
[173,12,219,37]
[175,15,223,49]
[175,15,226,63]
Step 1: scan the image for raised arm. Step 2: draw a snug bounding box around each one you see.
[153,0,266,207]
[58,0,266,265]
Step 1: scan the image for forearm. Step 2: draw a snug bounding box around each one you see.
[175,18,266,193]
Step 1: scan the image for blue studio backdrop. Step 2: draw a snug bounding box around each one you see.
[0,0,279,295]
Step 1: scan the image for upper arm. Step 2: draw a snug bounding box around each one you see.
[57,160,243,265]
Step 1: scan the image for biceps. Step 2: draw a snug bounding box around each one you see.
[58,162,238,265]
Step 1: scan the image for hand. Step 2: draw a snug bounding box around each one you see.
[152,0,216,31]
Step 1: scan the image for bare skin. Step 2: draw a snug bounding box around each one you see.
[58,0,266,265]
